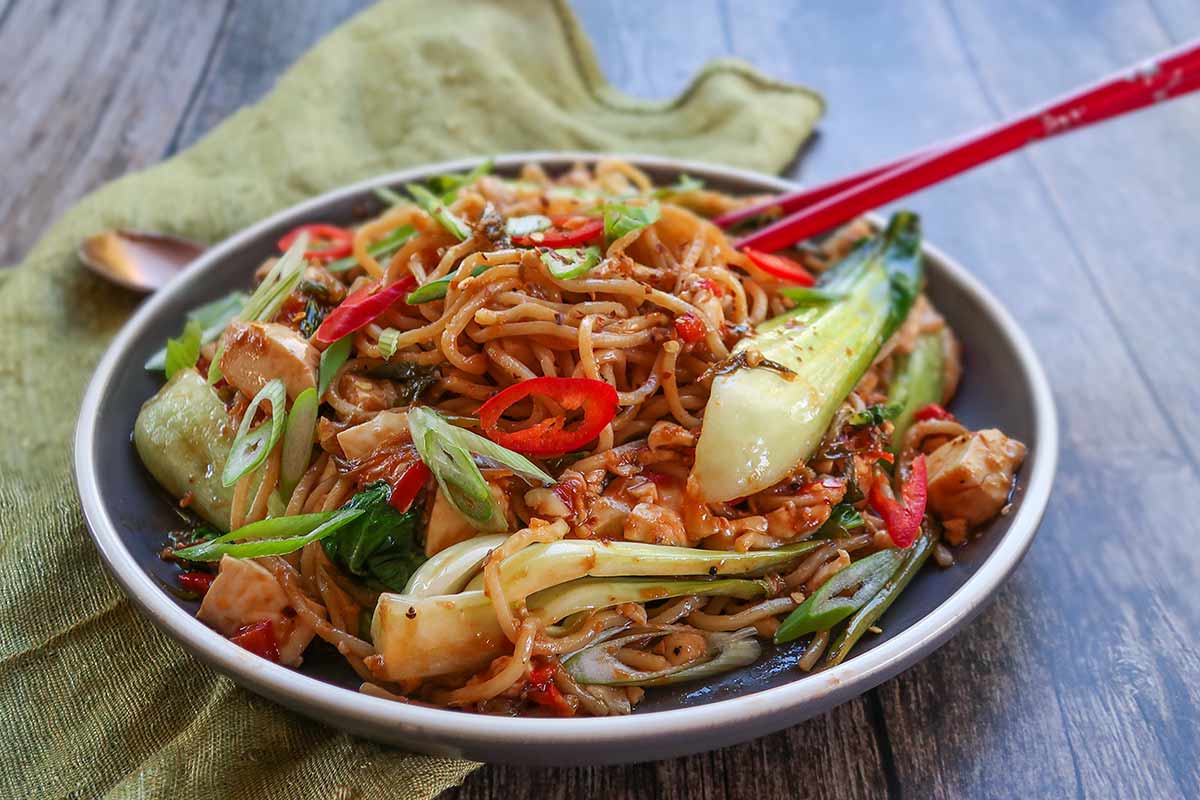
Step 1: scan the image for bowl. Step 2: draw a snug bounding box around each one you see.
[74,153,1058,765]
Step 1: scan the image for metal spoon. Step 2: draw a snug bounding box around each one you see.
[78,229,206,293]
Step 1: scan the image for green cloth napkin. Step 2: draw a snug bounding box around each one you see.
[0,1,821,797]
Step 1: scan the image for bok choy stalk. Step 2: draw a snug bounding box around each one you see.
[886,330,947,452]
[371,539,821,680]
[692,212,923,502]
[564,626,761,687]
[403,534,507,596]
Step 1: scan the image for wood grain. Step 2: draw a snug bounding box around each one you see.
[0,0,230,265]
[7,0,1199,797]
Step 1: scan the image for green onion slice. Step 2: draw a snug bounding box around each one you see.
[222,379,287,488]
[603,200,660,245]
[318,334,353,399]
[326,225,415,273]
[540,246,601,280]
[406,264,490,305]
[407,407,552,532]
[774,549,907,643]
[173,507,364,562]
[407,183,472,240]
[280,387,319,498]
[377,328,401,359]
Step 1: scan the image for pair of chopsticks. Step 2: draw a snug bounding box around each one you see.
[720,38,1200,251]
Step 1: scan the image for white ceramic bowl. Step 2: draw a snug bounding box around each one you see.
[74,153,1057,765]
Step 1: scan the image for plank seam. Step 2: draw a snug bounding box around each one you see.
[163,0,236,158]
[865,691,902,800]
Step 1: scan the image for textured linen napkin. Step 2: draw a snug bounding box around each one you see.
[0,1,821,797]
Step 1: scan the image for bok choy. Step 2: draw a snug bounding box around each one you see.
[692,212,923,502]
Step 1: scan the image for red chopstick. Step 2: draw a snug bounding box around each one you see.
[729,38,1200,252]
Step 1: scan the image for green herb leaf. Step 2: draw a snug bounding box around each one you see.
[322,482,427,591]
[145,292,248,372]
[163,319,203,380]
[326,225,416,273]
[318,334,353,399]
[603,200,661,245]
[407,183,472,240]
[373,186,406,206]
[778,286,847,305]
[405,264,491,304]
[407,407,552,532]
[505,214,552,238]
[377,328,401,360]
[816,503,865,538]
[849,403,903,427]
[540,246,602,280]
[173,508,364,562]
[299,299,328,339]
[222,379,288,487]
[653,174,704,198]
[364,361,439,404]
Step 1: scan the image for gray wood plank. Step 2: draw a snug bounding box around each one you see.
[0,0,230,264]
[169,0,372,153]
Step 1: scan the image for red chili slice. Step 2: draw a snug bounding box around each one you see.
[526,659,575,717]
[512,216,603,247]
[742,247,816,286]
[674,313,707,343]
[313,277,415,345]
[278,224,355,261]
[868,455,928,548]
[229,620,281,663]
[478,377,618,456]
[914,403,954,422]
[389,460,431,513]
[178,572,215,597]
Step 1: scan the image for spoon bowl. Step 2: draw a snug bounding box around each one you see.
[78,230,206,293]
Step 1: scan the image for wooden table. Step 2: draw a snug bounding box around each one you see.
[7,2,1198,797]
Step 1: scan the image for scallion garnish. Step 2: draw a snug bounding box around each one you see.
[405,264,490,305]
[540,246,601,280]
[222,379,287,487]
[407,183,472,240]
[505,214,552,238]
[172,507,364,561]
[317,334,353,399]
[163,319,203,380]
[326,225,416,273]
[280,387,318,498]
[377,328,401,360]
[145,291,247,372]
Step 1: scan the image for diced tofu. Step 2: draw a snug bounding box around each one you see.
[336,410,409,461]
[926,428,1027,528]
[197,555,317,667]
[218,321,319,401]
[424,486,509,556]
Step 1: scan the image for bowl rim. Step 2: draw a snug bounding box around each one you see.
[74,151,1058,750]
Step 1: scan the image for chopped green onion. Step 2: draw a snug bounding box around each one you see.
[603,200,660,245]
[652,174,704,198]
[318,334,353,399]
[407,183,472,240]
[540,246,601,280]
[377,328,401,360]
[280,387,318,498]
[774,549,907,643]
[373,186,406,206]
[430,158,494,202]
[163,319,203,380]
[849,403,902,427]
[778,286,847,305]
[326,225,416,273]
[407,407,552,532]
[145,292,248,372]
[221,379,288,487]
[405,264,490,304]
[505,214,552,238]
[172,507,365,561]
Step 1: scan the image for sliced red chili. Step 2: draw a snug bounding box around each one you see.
[229,620,280,663]
[512,215,603,248]
[742,247,816,286]
[278,224,355,261]
[526,659,574,716]
[313,277,415,345]
[868,455,928,548]
[478,376,618,456]
[674,313,707,343]
[389,460,431,513]
[914,403,954,422]
[178,572,215,597]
